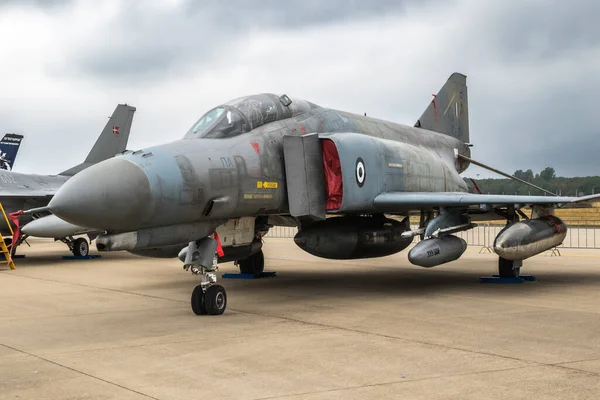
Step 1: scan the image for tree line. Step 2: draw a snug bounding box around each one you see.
[465,167,600,196]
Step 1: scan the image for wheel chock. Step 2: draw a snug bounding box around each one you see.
[479,275,536,283]
[222,271,277,279]
[62,255,102,260]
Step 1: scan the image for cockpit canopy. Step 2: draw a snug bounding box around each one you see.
[185,93,317,139]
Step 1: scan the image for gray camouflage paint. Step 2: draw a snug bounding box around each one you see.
[47,72,600,262]
[49,73,472,236]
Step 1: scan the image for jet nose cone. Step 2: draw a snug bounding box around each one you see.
[49,158,153,231]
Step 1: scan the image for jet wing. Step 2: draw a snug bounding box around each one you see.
[373,192,600,211]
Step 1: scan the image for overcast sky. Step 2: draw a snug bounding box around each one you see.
[1,0,598,178]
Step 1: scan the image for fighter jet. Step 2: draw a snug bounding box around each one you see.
[2,104,136,256]
[46,73,599,315]
[0,133,24,171]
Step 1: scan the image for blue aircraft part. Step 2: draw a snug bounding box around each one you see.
[479,275,536,283]
[62,255,102,260]
[222,271,277,279]
[0,133,24,171]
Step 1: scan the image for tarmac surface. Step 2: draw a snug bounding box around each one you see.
[1,238,600,399]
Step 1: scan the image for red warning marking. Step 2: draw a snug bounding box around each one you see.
[213,231,224,257]
[431,94,438,121]
[299,125,307,135]
[250,142,260,154]
[546,216,564,233]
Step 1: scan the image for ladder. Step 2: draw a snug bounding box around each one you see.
[0,203,16,270]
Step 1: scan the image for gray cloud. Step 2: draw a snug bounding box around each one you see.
[184,0,429,28]
[0,0,72,9]
[62,0,435,83]
[2,0,600,178]
[482,1,600,62]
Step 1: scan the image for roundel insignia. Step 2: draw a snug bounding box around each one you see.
[355,157,366,187]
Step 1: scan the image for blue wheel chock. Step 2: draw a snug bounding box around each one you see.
[62,255,102,260]
[479,274,536,284]
[222,271,277,279]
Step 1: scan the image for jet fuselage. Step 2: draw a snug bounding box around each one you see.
[49,102,471,233]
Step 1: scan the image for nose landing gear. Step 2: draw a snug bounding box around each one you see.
[189,264,227,315]
[184,236,227,316]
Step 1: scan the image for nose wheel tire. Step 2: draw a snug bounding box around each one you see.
[191,284,226,315]
[191,285,207,315]
[238,250,264,276]
[73,238,89,257]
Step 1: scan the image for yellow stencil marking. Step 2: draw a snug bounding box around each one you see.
[244,193,274,200]
[257,181,278,189]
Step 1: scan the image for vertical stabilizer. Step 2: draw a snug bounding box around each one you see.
[84,104,136,164]
[415,72,469,144]
[60,104,136,176]
[0,133,24,171]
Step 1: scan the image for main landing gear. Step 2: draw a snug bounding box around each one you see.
[60,236,90,257]
[496,206,524,279]
[236,250,265,276]
[184,237,227,315]
[498,257,522,278]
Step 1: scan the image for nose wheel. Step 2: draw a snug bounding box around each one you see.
[183,237,228,316]
[191,284,227,315]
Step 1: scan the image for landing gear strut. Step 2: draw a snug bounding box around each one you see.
[497,206,523,278]
[237,250,264,276]
[189,264,227,315]
[184,237,227,315]
[60,236,89,257]
[498,257,522,278]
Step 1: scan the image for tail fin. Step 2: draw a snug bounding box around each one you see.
[60,104,136,176]
[0,133,24,171]
[415,72,469,144]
